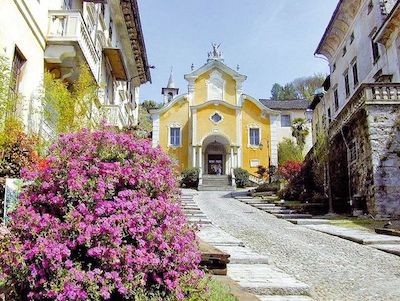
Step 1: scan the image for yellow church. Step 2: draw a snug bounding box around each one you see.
[151,45,281,188]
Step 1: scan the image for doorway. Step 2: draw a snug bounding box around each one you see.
[208,154,223,175]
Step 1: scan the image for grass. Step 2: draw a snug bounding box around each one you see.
[328,215,386,232]
[205,278,238,301]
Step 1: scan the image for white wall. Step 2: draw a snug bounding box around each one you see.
[313,0,397,139]
[0,0,49,133]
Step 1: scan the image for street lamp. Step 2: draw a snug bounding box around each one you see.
[305,108,313,123]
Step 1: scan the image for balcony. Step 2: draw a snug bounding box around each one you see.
[101,104,128,128]
[329,83,400,137]
[46,10,100,80]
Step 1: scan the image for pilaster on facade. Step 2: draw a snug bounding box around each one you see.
[152,114,160,148]
[270,114,279,167]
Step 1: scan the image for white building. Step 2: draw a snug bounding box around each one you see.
[260,99,313,156]
[311,0,400,217]
[0,0,151,135]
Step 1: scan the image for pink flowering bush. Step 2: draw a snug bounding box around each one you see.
[0,129,203,300]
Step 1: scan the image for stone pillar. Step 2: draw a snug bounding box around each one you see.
[192,146,197,168]
[230,146,234,172]
[198,146,202,171]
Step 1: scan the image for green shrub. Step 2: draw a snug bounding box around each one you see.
[278,138,303,165]
[255,182,280,193]
[234,168,250,188]
[181,167,200,188]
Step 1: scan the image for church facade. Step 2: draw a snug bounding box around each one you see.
[150,46,281,178]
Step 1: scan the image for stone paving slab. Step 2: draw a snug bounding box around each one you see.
[228,264,310,296]
[198,225,244,246]
[287,219,330,225]
[275,214,312,219]
[257,295,314,301]
[215,245,271,264]
[370,244,400,256]
[249,203,277,207]
[305,224,400,245]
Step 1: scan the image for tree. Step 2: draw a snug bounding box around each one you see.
[141,99,159,113]
[278,138,303,165]
[135,100,161,138]
[293,73,326,100]
[42,64,99,135]
[291,118,310,150]
[271,83,283,100]
[270,73,326,101]
[270,83,298,100]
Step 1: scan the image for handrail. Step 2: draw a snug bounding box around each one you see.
[199,167,203,186]
[231,168,236,188]
[248,173,265,185]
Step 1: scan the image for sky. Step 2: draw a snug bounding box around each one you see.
[138,0,338,104]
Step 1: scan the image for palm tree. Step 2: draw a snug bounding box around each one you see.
[291,118,309,150]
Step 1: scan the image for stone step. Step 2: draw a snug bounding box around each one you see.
[305,224,400,245]
[257,295,314,301]
[287,219,330,225]
[217,245,271,264]
[182,209,202,213]
[370,244,400,256]
[275,214,313,219]
[264,209,296,215]
[188,218,212,225]
[198,186,235,191]
[198,225,244,247]
[227,264,310,296]
[248,203,276,207]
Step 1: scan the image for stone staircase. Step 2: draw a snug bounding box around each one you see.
[236,195,313,220]
[179,192,212,225]
[198,175,236,191]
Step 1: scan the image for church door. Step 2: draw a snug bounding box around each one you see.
[208,154,223,175]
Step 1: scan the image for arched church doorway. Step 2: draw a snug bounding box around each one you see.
[202,135,229,175]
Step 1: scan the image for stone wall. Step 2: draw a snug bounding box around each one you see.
[329,109,374,214]
[367,105,400,217]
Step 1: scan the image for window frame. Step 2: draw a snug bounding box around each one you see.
[348,139,358,163]
[334,88,339,111]
[169,126,182,148]
[249,128,261,146]
[352,59,359,87]
[327,107,332,124]
[344,71,350,97]
[10,46,26,97]
[281,114,292,127]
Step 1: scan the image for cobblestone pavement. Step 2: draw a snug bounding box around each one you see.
[195,191,400,301]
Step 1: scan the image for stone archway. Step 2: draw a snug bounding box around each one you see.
[202,134,230,175]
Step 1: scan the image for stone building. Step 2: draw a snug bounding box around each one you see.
[0,0,151,136]
[311,0,400,217]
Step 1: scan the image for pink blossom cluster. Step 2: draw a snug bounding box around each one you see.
[0,129,202,300]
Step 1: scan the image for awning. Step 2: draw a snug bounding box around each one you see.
[103,47,127,81]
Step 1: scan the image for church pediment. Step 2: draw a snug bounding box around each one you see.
[184,59,247,84]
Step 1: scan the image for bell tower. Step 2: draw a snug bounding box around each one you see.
[161,70,179,104]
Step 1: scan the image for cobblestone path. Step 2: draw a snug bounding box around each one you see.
[195,191,400,301]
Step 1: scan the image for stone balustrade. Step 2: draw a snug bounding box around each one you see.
[329,83,400,137]
[47,10,100,80]
[101,104,128,128]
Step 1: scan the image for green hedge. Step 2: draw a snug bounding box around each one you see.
[234,168,250,188]
[181,167,200,188]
